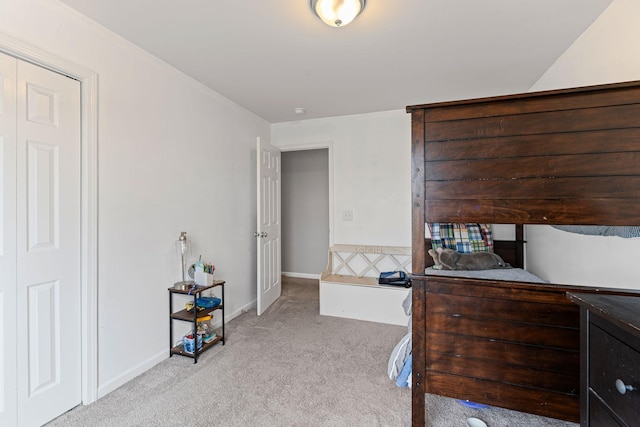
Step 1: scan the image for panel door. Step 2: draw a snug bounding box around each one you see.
[256,136,281,315]
[15,58,81,426]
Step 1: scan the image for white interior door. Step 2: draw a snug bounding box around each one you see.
[256,136,281,315]
[0,52,82,426]
[0,48,19,427]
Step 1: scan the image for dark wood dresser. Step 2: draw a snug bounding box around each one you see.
[568,293,640,426]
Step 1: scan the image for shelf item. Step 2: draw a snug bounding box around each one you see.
[168,280,225,363]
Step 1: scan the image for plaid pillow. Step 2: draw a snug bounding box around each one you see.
[428,223,494,253]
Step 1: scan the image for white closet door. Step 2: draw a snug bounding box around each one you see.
[0,50,18,427]
[15,59,81,426]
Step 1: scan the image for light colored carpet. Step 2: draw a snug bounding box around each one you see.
[47,277,579,427]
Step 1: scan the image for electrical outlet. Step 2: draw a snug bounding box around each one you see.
[343,210,353,221]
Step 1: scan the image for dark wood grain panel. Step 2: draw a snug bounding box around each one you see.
[425,332,579,373]
[425,103,640,142]
[411,109,426,276]
[425,152,640,181]
[425,176,640,201]
[407,80,640,122]
[495,240,520,268]
[423,277,640,304]
[424,198,640,225]
[426,351,578,394]
[589,324,640,425]
[423,372,580,422]
[570,295,640,426]
[422,277,584,304]
[589,394,625,426]
[515,225,524,272]
[424,128,640,161]
[409,80,640,426]
[425,312,578,349]
[569,293,640,339]
[411,272,427,427]
[425,293,579,328]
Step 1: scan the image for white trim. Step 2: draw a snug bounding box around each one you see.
[282,272,321,280]
[0,32,99,404]
[227,299,257,320]
[98,298,255,398]
[279,141,335,247]
[98,349,167,399]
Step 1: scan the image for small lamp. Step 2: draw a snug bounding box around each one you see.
[311,0,366,27]
[174,231,195,290]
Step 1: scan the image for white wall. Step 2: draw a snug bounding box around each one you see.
[272,110,411,247]
[0,0,268,397]
[272,0,640,291]
[281,149,329,276]
[3,0,636,405]
[526,0,640,289]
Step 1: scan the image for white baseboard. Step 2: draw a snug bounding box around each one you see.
[282,271,320,280]
[226,299,257,320]
[98,349,166,399]
[97,299,257,400]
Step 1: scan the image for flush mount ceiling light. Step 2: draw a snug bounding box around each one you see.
[311,0,366,27]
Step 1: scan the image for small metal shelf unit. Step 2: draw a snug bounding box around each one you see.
[168,280,225,363]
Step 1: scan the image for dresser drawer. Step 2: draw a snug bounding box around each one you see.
[589,394,624,427]
[590,324,640,424]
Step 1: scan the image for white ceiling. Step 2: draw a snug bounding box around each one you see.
[59,0,613,123]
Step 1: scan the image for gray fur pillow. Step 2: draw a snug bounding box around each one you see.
[428,247,511,271]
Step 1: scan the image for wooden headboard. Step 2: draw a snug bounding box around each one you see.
[408,80,640,275]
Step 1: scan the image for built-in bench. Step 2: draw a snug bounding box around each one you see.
[319,244,411,326]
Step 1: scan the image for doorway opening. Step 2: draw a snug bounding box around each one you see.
[281,146,332,281]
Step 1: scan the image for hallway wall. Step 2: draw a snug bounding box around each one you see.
[281,149,329,276]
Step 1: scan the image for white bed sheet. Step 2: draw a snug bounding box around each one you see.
[424,267,547,283]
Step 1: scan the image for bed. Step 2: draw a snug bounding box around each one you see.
[406,80,640,426]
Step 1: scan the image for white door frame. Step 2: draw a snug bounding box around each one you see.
[0,32,99,404]
[278,141,334,248]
